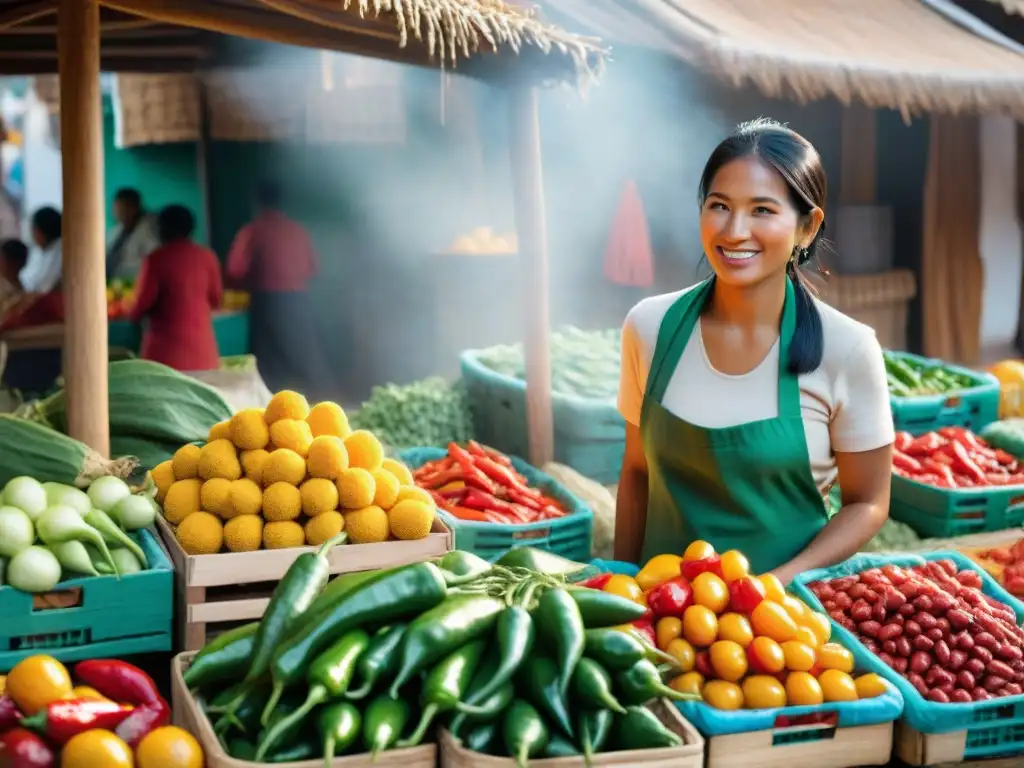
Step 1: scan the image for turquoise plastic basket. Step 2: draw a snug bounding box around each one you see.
[888,351,1000,436]
[889,474,1024,538]
[459,350,625,483]
[792,551,1024,760]
[214,311,250,357]
[0,529,173,671]
[399,447,593,563]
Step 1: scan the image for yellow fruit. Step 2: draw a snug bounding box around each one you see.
[61,729,134,768]
[781,641,817,672]
[301,478,339,517]
[665,638,695,672]
[816,643,855,674]
[6,655,72,715]
[176,511,224,555]
[804,612,832,645]
[345,505,390,544]
[742,675,787,709]
[719,550,750,582]
[682,605,719,647]
[717,613,754,647]
[229,478,263,517]
[388,499,435,540]
[655,616,683,650]
[683,540,716,562]
[263,482,302,522]
[781,595,810,623]
[171,444,201,480]
[692,571,730,614]
[200,478,234,519]
[343,430,384,472]
[758,573,787,603]
[162,479,201,525]
[270,419,314,457]
[336,468,376,509]
[785,671,824,706]
[381,458,414,486]
[670,671,704,696]
[71,686,107,701]
[150,461,175,503]
[224,515,263,552]
[305,510,345,546]
[198,439,242,481]
[635,553,684,591]
[136,725,204,768]
[394,486,434,506]
[794,625,821,648]
[262,448,307,486]
[239,449,270,484]
[265,390,310,424]
[230,408,270,451]
[0,675,5,694]
[709,640,748,682]
[371,468,400,509]
[703,680,743,710]
[207,420,232,442]
[818,669,858,702]
[263,520,305,549]
[307,401,351,438]
[750,600,799,643]
[306,436,349,480]
[854,673,887,699]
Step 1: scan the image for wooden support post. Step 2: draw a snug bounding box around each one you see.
[839,105,877,205]
[508,87,554,467]
[58,0,109,456]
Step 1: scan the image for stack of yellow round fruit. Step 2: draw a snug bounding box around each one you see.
[150,390,437,555]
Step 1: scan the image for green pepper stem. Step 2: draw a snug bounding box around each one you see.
[322,735,335,768]
[517,743,530,768]
[254,685,326,761]
[344,680,372,700]
[317,532,348,556]
[455,699,495,716]
[395,703,436,749]
[260,682,285,728]
[654,682,701,702]
[596,690,627,715]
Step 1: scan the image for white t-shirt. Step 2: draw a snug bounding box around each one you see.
[20,239,62,294]
[618,287,895,492]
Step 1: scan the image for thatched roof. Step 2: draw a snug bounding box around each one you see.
[981,0,1024,15]
[547,0,1024,119]
[0,0,606,83]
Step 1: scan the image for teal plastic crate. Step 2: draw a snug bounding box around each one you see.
[889,473,1024,538]
[214,311,250,357]
[460,350,624,483]
[0,528,173,671]
[792,551,1024,760]
[888,351,1000,435]
[399,447,593,562]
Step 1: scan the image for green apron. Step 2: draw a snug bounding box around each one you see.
[639,277,828,574]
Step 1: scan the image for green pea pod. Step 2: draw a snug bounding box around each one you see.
[257,628,371,758]
[580,708,614,764]
[317,702,361,766]
[463,721,501,755]
[566,588,648,627]
[346,624,407,700]
[389,593,505,697]
[455,605,533,714]
[399,640,486,747]
[616,660,699,706]
[532,588,585,698]
[516,656,574,738]
[544,732,582,758]
[573,658,626,714]
[436,550,491,586]
[503,699,549,768]
[185,622,259,690]
[363,695,410,759]
[612,706,683,751]
[496,547,587,575]
[583,628,678,670]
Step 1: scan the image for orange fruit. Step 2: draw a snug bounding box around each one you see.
[6,655,72,716]
[781,641,817,672]
[70,686,108,701]
[655,617,683,651]
[636,554,684,591]
[717,613,754,647]
[682,604,719,647]
[61,729,134,768]
[709,640,749,683]
[665,638,696,672]
[683,540,716,562]
[136,726,204,768]
[703,680,744,710]
[748,636,786,674]
[816,643,855,674]
[804,612,832,645]
[671,671,705,696]
[781,595,810,623]
[786,671,824,706]
[692,572,730,614]
[603,574,646,606]
[794,625,821,648]
[751,600,799,643]
[742,675,788,709]
[719,550,750,582]
[854,673,887,699]
[758,573,787,603]
[819,669,858,702]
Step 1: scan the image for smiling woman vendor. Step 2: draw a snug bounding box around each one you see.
[615,119,894,583]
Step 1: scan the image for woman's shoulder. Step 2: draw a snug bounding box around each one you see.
[811,297,885,377]
[624,284,703,344]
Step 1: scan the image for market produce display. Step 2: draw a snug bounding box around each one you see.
[806,558,1024,703]
[154,389,437,554]
[349,377,474,451]
[475,327,620,401]
[414,442,569,524]
[980,419,1024,460]
[445,226,518,255]
[989,359,1024,419]
[0,474,157,593]
[965,537,1024,599]
[106,280,134,321]
[581,543,887,710]
[0,655,203,767]
[884,351,977,397]
[183,547,692,765]
[892,427,1024,488]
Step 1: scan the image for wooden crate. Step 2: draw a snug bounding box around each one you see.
[895,721,1024,767]
[171,653,436,768]
[156,515,453,651]
[438,700,703,767]
[704,721,892,768]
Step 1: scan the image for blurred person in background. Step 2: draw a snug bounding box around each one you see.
[20,206,62,294]
[128,204,222,371]
[106,187,160,280]
[0,236,62,333]
[0,237,26,311]
[226,179,331,396]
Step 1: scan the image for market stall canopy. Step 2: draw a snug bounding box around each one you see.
[0,0,606,84]
[545,0,1024,119]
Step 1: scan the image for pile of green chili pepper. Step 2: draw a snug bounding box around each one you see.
[182,546,697,767]
[884,351,977,397]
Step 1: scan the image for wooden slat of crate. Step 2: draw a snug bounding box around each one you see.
[895,721,1023,767]
[156,515,453,651]
[705,721,892,768]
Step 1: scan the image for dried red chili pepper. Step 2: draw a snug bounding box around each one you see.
[72,660,161,705]
[114,699,170,749]
[19,699,132,745]
[0,695,23,732]
[0,728,55,768]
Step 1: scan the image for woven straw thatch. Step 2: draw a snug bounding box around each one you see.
[112,74,201,147]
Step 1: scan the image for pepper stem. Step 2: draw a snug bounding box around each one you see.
[317,532,348,557]
[260,683,285,729]
[655,682,701,702]
[517,743,530,768]
[345,680,373,700]
[454,699,496,716]
[322,735,335,768]
[254,685,326,761]
[596,690,627,715]
[395,703,436,749]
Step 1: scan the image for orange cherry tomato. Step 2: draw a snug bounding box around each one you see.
[709,640,749,683]
[854,673,887,699]
[818,669,858,702]
[747,636,786,674]
[781,641,817,672]
[665,638,696,673]
[671,671,705,696]
[786,671,824,706]
[804,612,832,645]
[717,613,754,647]
[742,675,788,709]
[655,617,684,650]
[781,595,810,623]
[692,572,730,614]
[5,655,72,716]
[816,643,855,674]
[719,550,750,582]
[794,625,821,648]
[751,600,799,643]
[703,680,744,710]
[603,574,647,606]
[636,554,684,591]
[682,605,719,647]
[683,540,716,562]
[758,573,787,603]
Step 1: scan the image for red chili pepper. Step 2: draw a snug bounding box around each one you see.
[72,660,162,706]
[939,426,989,454]
[0,695,23,732]
[472,454,538,495]
[0,728,55,768]
[894,431,914,452]
[445,505,491,522]
[993,449,1018,466]
[905,432,945,456]
[892,451,923,473]
[462,488,533,522]
[114,699,170,749]
[630,619,657,648]
[728,576,767,613]
[949,440,987,485]
[468,440,515,469]
[541,504,566,519]
[19,699,133,745]
[681,555,723,581]
[504,487,543,511]
[439,488,468,501]
[921,459,958,487]
[577,573,614,590]
[417,468,467,490]
[646,576,694,618]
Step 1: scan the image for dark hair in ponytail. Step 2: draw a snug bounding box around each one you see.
[698,118,827,375]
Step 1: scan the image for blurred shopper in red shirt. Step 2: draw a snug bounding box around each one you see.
[226,180,332,396]
[129,205,222,371]
[0,238,64,333]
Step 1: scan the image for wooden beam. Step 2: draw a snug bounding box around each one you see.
[58,0,109,456]
[0,1,55,31]
[508,87,554,467]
